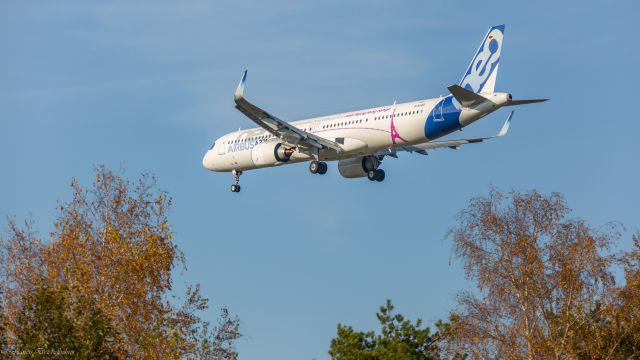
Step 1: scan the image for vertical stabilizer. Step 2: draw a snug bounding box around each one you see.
[459,25,505,93]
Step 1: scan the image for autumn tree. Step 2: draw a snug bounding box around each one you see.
[443,189,627,359]
[329,299,449,360]
[608,231,640,357]
[0,301,7,354]
[14,283,117,359]
[0,166,239,359]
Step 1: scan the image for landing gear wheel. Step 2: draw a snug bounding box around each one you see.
[317,162,328,175]
[309,161,319,174]
[368,169,385,182]
[230,170,242,193]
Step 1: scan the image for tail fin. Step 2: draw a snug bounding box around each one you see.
[459,25,505,93]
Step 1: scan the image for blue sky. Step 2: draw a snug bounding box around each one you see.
[1,1,638,359]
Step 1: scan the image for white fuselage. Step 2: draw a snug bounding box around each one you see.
[202,92,508,172]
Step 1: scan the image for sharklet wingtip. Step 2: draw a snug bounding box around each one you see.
[497,111,514,137]
[235,70,248,100]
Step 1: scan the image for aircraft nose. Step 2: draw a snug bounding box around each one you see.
[202,150,213,170]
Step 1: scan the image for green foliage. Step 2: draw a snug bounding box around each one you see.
[329,299,448,360]
[15,283,117,359]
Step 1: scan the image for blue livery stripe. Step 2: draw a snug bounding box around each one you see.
[424,96,462,140]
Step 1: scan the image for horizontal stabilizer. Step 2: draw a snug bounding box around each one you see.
[447,84,488,107]
[505,99,549,106]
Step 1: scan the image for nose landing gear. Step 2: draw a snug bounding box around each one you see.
[230,170,242,193]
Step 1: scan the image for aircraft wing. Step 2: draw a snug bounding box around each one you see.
[234,71,342,153]
[381,111,514,156]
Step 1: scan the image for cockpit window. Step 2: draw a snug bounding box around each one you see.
[209,142,215,150]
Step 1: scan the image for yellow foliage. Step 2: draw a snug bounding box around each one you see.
[1,166,239,359]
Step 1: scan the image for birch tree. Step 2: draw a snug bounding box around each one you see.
[445,190,622,359]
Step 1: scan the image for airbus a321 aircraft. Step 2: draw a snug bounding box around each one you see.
[203,25,547,192]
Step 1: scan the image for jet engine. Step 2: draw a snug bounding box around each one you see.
[338,156,379,178]
[251,142,295,167]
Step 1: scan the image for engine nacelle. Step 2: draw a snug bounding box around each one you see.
[251,142,294,167]
[338,156,379,178]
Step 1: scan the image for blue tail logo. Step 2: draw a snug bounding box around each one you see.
[459,25,504,93]
[424,96,461,140]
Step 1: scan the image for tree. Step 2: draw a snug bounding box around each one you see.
[329,299,448,360]
[0,166,239,358]
[0,301,8,355]
[609,231,640,357]
[444,189,625,359]
[15,283,117,359]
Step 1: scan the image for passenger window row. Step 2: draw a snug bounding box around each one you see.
[226,134,275,144]
[225,109,424,143]
[374,109,422,121]
[321,118,367,130]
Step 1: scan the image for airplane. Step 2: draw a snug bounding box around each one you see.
[202,25,547,193]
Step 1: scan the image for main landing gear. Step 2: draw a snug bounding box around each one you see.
[367,169,385,182]
[230,169,242,193]
[362,155,385,182]
[309,160,328,175]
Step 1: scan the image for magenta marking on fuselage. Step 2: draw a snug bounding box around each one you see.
[390,108,408,144]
